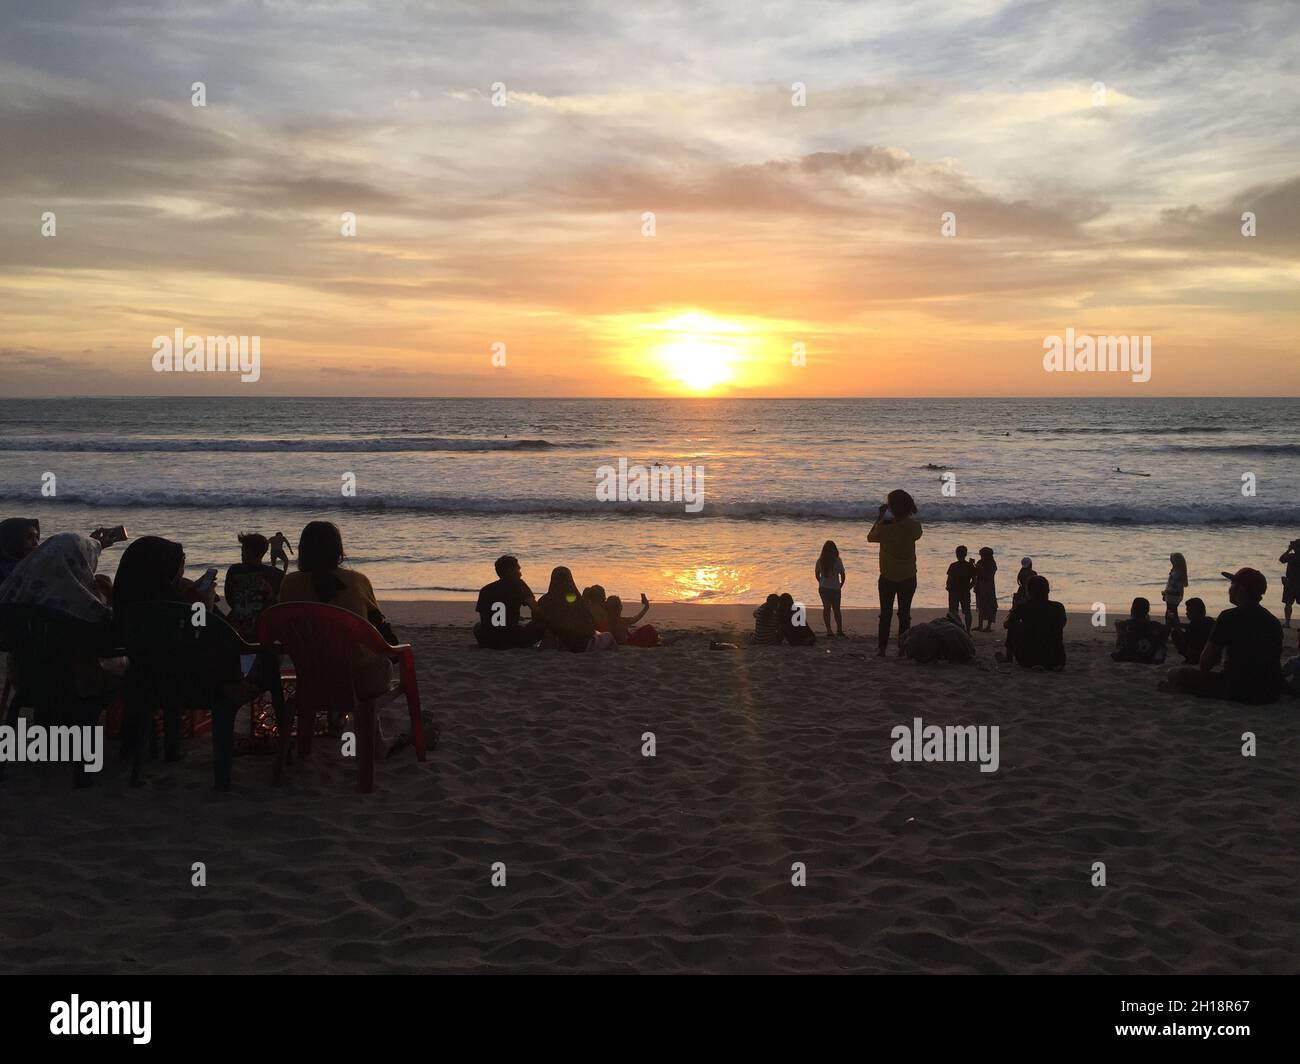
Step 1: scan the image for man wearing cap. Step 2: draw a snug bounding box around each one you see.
[1161,567,1283,704]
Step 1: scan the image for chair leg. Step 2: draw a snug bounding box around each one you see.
[212,703,236,791]
[354,701,375,793]
[398,652,427,760]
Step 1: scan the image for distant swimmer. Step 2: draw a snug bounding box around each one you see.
[1115,466,1152,477]
[922,463,948,470]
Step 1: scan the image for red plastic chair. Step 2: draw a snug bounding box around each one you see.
[255,602,427,792]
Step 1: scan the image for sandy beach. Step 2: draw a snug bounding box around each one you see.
[1,601,1295,975]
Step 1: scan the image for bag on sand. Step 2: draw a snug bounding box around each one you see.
[901,616,976,663]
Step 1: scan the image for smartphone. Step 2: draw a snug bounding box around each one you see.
[194,567,219,592]
[103,525,129,546]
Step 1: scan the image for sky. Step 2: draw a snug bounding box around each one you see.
[1,0,1297,397]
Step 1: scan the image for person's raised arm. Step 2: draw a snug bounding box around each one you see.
[867,503,887,542]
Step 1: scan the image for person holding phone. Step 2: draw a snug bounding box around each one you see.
[867,489,922,656]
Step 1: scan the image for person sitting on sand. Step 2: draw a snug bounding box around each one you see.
[473,554,543,649]
[814,539,846,638]
[535,567,612,652]
[997,574,1066,670]
[1170,597,1213,665]
[1160,568,1283,705]
[268,530,293,573]
[0,531,121,704]
[778,592,817,645]
[1281,630,1300,697]
[278,521,400,697]
[1280,538,1300,628]
[1111,597,1168,664]
[973,547,998,632]
[867,489,922,656]
[608,593,658,646]
[0,517,41,584]
[1011,556,1036,608]
[751,594,782,645]
[223,532,284,639]
[582,585,610,632]
[945,544,976,633]
[1161,552,1188,629]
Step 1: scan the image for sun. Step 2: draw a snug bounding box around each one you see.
[649,312,750,393]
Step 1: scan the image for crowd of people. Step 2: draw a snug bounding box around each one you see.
[739,491,1296,708]
[0,505,1295,770]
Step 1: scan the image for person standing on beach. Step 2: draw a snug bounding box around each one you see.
[973,547,998,631]
[945,545,976,633]
[1279,539,1300,627]
[814,539,846,637]
[867,489,922,656]
[268,531,293,573]
[1161,552,1188,628]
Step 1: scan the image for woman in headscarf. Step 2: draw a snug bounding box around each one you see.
[114,535,276,788]
[0,532,120,707]
[535,566,611,651]
[0,518,41,584]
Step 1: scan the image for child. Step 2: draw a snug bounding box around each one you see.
[815,539,846,637]
[608,593,658,647]
[751,594,782,645]
[778,592,817,646]
[1111,597,1168,664]
[1161,552,1188,628]
[1012,556,1035,607]
[945,545,976,633]
[1169,597,1212,664]
[581,585,609,632]
[974,547,998,632]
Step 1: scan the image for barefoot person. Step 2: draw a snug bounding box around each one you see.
[945,544,976,633]
[268,530,293,573]
[867,489,922,656]
[1161,552,1188,629]
[814,539,846,637]
[1279,539,1300,627]
[1161,568,1283,704]
[973,547,998,632]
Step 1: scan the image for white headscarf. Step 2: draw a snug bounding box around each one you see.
[0,532,111,625]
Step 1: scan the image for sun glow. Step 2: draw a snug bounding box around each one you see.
[649,312,754,393]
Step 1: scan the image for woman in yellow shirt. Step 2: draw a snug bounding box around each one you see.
[867,489,922,656]
[277,520,395,697]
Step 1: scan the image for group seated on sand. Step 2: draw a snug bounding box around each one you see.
[0,500,1294,793]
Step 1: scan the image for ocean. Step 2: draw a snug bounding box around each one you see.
[0,396,1296,613]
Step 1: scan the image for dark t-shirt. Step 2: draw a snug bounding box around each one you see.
[1210,603,1283,704]
[223,562,284,636]
[475,576,534,644]
[1007,598,1067,668]
[946,559,976,593]
[1171,615,1213,664]
[1114,617,1168,662]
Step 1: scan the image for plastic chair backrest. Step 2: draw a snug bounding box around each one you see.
[255,602,392,713]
